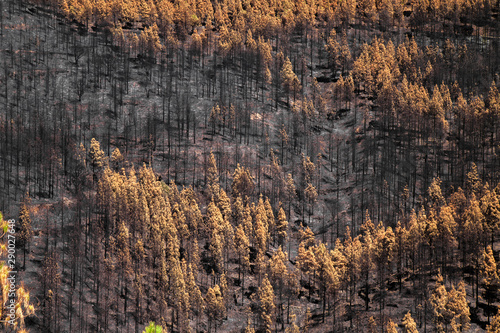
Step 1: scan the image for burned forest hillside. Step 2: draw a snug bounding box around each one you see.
[1,0,500,332]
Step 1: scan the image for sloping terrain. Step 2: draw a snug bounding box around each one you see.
[1,0,500,332]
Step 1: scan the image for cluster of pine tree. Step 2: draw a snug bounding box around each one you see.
[13,138,500,332]
[41,0,500,39]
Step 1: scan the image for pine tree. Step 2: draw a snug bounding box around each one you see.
[304,183,317,223]
[243,203,254,246]
[386,319,398,333]
[281,57,301,102]
[254,196,270,257]
[482,246,500,321]
[139,23,162,57]
[217,187,232,228]
[437,205,458,272]
[466,163,481,197]
[111,148,124,170]
[276,206,288,247]
[488,307,500,332]
[205,285,225,331]
[373,223,395,311]
[430,274,448,332]
[296,241,317,297]
[207,200,225,274]
[330,238,347,325]
[114,221,133,326]
[314,242,339,322]
[301,154,316,187]
[233,195,246,225]
[254,275,275,333]
[207,152,220,200]
[115,222,132,276]
[338,32,352,75]
[394,221,408,292]
[182,187,203,239]
[447,281,470,332]
[428,177,446,208]
[220,270,229,312]
[234,223,250,304]
[359,215,376,311]
[402,311,419,333]
[481,185,500,246]
[339,0,356,25]
[232,164,255,199]
[298,225,316,249]
[89,138,106,176]
[424,210,439,250]
[171,259,191,332]
[268,246,287,327]
[324,29,340,71]
[264,198,275,245]
[209,231,224,276]
[429,273,471,332]
[269,247,287,286]
[379,0,394,26]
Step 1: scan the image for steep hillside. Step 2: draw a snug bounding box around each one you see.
[1,0,500,332]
